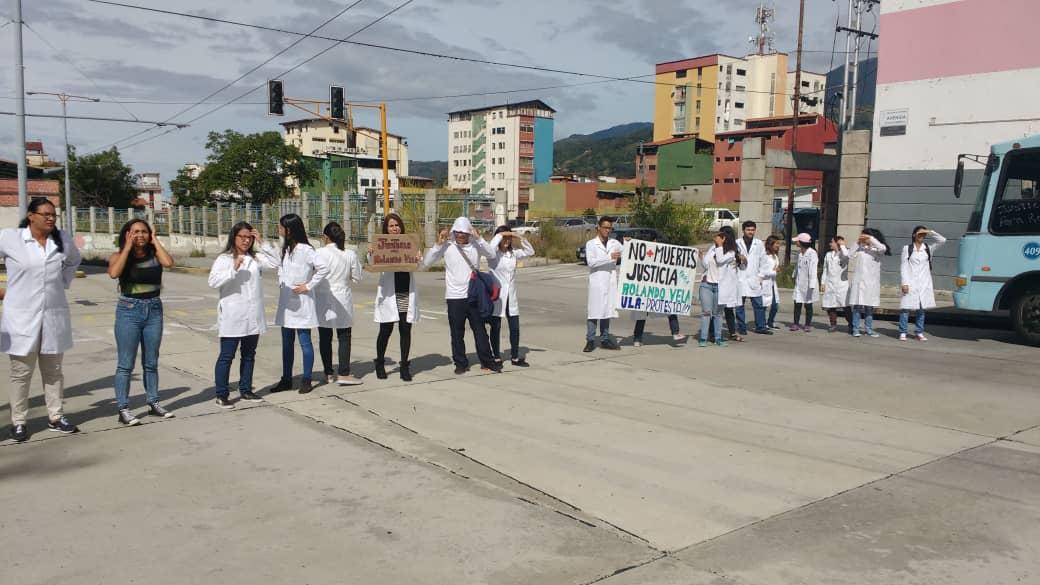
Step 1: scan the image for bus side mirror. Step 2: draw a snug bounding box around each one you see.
[953,159,965,198]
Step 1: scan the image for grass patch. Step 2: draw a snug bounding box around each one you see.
[530,220,586,263]
[189,248,206,258]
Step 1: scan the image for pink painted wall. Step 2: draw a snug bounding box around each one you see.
[878,0,1040,84]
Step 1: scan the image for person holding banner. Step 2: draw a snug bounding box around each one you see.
[624,234,688,347]
[584,216,623,352]
[372,213,421,381]
[487,226,535,367]
[423,217,500,374]
[735,221,772,336]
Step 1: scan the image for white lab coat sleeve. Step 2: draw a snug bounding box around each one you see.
[61,233,81,288]
[808,251,819,290]
[256,244,280,271]
[758,257,776,280]
[422,242,447,268]
[488,234,504,251]
[900,245,912,287]
[586,241,615,269]
[208,254,237,289]
[927,231,947,252]
[305,247,329,292]
[475,236,496,259]
[866,236,887,254]
[515,238,535,259]
[349,251,363,285]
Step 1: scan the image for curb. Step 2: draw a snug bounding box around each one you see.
[168,265,210,276]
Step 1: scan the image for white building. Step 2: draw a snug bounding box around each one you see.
[447,100,555,219]
[785,70,827,116]
[281,118,409,195]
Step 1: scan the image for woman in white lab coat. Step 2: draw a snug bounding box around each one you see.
[315,221,363,385]
[899,226,947,341]
[717,229,743,340]
[487,225,536,366]
[270,213,329,394]
[372,213,421,381]
[208,221,279,409]
[821,236,852,333]
[845,228,891,338]
[758,236,782,330]
[0,198,81,442]
[790,233,820,332]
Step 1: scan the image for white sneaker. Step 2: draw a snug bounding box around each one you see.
[899,333,907,341]
[337,375,363,386]
[633,340,643,347]
[917,333,928,342]
[673,334,687,343]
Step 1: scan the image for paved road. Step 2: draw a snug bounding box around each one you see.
[2,261,1038,584]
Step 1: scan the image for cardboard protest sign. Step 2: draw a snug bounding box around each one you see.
[615,239,698,316]
[367,233,421,272]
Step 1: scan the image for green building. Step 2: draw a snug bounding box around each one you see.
[299,154,359,195]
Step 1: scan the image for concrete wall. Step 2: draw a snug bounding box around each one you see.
[656,143,713,191]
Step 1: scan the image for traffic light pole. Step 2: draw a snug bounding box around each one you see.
[379,103,390,217]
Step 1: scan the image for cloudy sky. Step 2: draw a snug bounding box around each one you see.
[1,0,876,192]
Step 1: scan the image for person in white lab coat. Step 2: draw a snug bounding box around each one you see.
[372,213,421,381]
[0,198,81,442]
[735,221,772,335]
[899,226,947,341]
[107,218,176,426]
[846,228,891,338]
[584,216,624,352]
[315,222,364,385]
[208,221,279,409]
[487,225,535,366]
[790,233,820,331]
[423,216,500,374]
[758,236,782,330]
[270,213,329,394]
[717,229,744,340]
[699,231,737,347]
[821,236,852,333]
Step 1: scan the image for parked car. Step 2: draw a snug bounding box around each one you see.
[513,220,541,236]
[576,227,662,264]
[703,207,739,232]
[558,217,596,231]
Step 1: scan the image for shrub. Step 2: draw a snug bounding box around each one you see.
[189,248,206,258]
[630,192,711,245]
[530,216,587,262]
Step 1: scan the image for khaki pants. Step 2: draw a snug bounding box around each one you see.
[9,348,65,426]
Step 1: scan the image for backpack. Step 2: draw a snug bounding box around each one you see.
[455,243,501,318]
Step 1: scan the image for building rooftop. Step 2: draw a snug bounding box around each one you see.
[447,99,556,117]
[279,118,405,139]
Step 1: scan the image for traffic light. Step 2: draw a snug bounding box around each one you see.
[330,86,345,120]
[268,80,284,116]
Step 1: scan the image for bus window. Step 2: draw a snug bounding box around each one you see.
[989,148,1040,235]
[966,161,994,233]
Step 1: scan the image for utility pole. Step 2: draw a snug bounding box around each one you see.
[784,0,806,266]
[26,91,100,234]
[837,0,880,131]
[839,0,855,130]
[13,0,28,217]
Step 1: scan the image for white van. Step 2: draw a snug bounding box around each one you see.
[703,208,739,232]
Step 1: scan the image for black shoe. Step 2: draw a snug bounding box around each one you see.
[511,358,529,367]
[754,328,774,335]
[583,340,596,352]
[374,359,388,380]
[454,366,469,375]
[298,379,313,394]
[239,391,264,403]
[215,397,235,410]
[399,361,412,382]
[148,402,175,419]
[600,339,621,350]
[47,416,79,434]
[10,424,29,443]
[481,363,503,373]
[269,378,293,393]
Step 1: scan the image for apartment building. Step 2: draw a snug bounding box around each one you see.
[785,70,827,116]
[447,100,555,219]
[281,118,409,195]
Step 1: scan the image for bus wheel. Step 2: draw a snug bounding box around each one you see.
[1011,289,1040,347]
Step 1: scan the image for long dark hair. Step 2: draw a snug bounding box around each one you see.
[381,213,405,234]
[909,225,932,269]
[223,221,255,257]
[862,228,892,256]
[323,221,346,251]
[279,214,309,259]
[115,219,155,291]
[19,198,64,254]
[718,230,738,256]
[494,224,512,251]
[764,235,781,256]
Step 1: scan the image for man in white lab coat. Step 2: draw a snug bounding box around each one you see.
[584,216,623,352]
[735,220,772,335]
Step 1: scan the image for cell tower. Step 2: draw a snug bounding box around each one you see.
[751,0,776,55]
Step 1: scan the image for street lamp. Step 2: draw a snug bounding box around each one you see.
[26,91,101,234]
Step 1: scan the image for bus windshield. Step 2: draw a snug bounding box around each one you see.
[989,148,1040,235]
[966,163,994,233]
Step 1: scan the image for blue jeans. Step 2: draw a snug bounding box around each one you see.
[586,319,611,342]
[735,296,767,333]
[214,335,259,398]
[699,282,722,342]
[767,300,779,328]
[114,296,163,410]
[281,328,314,382]
[851,305,875,334]
[899,309,926,335]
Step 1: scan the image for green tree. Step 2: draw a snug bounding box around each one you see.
[168,165,209,207]
[199,130,315,204]
[630,192,710,246]
[55,146,138,208]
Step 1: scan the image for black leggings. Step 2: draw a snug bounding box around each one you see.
[318,327,351,376]
[710,308,738,340]
[376,312,412,363]
[793,302,814,326]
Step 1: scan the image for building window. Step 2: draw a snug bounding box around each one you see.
[735,85,746,92]
[723,178,735,184]
[697,68,703,80]
[735,102,744,109]
[736,68,746,76]
[714,178,721,184]
[716,157,721,162]
[726,64,732,74]
[676,69,687,78]
[719,65,723,71]
[696,84,702,97]
[695,117,700,126]
[648,165,656,171]
[801,81,810,88]
[312,137,326,142]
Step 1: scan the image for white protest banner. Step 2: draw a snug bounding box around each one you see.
[615,238,698,316]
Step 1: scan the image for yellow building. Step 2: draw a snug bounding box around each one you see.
[654,53,793,143]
